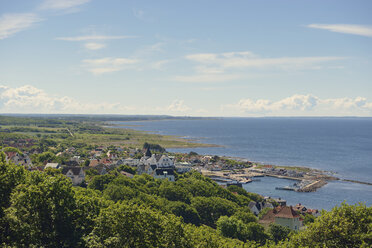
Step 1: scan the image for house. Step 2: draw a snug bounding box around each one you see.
[154,168,175,181]
[157,154,174,168]
[44,163,61,169]
[4,151,32,167]
[121,158,140,166]
[62,166,86,185]
[248,201,260,216]
[259,206,302,230]
[4,151,22,164]
[175,165,192,174]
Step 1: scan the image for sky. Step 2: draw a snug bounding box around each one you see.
[0,0,372,117]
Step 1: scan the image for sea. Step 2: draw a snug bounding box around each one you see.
[112,117,372,211]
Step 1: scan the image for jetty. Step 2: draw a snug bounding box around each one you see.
[296,180,327,192]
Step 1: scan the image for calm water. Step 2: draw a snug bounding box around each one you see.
[113,118,372,210]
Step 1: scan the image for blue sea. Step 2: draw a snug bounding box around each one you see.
[113,118,372,210]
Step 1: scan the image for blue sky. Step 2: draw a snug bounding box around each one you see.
[0,0,371,116]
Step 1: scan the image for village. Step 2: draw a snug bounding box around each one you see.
[2,143,325,231]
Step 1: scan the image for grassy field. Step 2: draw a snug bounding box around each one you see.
[0,115,216,149]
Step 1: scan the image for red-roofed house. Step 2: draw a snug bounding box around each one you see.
[259,206,302,230]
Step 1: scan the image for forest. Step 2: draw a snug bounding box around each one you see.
[1,152,371,248]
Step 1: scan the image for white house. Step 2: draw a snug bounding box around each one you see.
[62,166,86,185]
[259,206,303,230]
[154,168,175,181]
[157,155,174,168]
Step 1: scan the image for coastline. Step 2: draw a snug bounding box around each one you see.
[107,122,372,191]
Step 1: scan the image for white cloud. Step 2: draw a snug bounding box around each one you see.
[56,35,136,41]
[40,0,91,10]
[84,42,106,50]
[186,51,343,69]
[307,24,372,37]
[0,85,194,115]
[166,100,191,113]
[0,13,42,40]
[82,57,139,75]
[223,94,372,116]
[0,84,134,114]
[177,51,345,83]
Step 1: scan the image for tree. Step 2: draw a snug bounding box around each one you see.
[244,222,269,245]
[217,216,246,241]
[84,159,90,167]
[217,216,268,244]
[268,223,291,243]
[33,151,57,165]
[103,184,137,202]
[288,202,372,248]
[118,164,136,175]
[166,201,201,225]
[84,202,189,247]
[5,172,78,247]
[0,152,26,243]
[302,213,316,226]
[158,182,191,203]
[191,196,239,227]
[88,174,116,191]
[258,207,272,220]
[232,210,257,224]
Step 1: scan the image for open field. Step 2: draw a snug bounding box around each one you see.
[0,115,216,149]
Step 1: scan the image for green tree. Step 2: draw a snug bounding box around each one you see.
[288,202,372,248]
[88,174,116,191]
[232,210,257,224]
[258,207,272,220]
[33,151,57,164]
[103,184,137,202]
[118,164,136,175]
[191,196,239,227]
[166,201,201,225]
[302,213,316,226]
[158,182,191,203]
[84,202,189,247]
[0,152,26,243]
[5,172,78,247]
[217,216,246,241]
[268,223,291,243]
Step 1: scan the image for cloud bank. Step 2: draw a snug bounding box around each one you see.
[223,94,372,116]
[0,85,193,115]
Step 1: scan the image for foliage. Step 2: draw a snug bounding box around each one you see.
[287,202,372,248]
[232,210,257,224]
[4,172,77,247]
[217,216,268,244]
[302,213,316,226]
[84,202,189,248]
[143,142,166,152]
[0,152,371,247]
[268,223,291,243]
[191,196,239,227]
[118,164,136,175]
[258,207,273,220]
